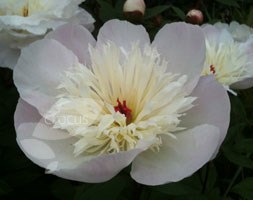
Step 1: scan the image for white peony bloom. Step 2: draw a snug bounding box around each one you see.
[0,0,95,69]
[214,21,253,42]
[14,20,230,185]
[201,24,253,94]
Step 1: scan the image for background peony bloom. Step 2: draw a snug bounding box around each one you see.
[0,0,95,69]
[13,20,230,185]
[214,21,253,42]
[201,24,253,94]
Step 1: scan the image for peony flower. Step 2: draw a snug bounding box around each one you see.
[123,0,146,16]
[214,21,253,42]
[14,20,230,185]
[0,0,95,69]
[201,24,253,94]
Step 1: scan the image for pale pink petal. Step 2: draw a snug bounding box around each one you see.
[46,24,96,66]
[152,22,206,93]
[20,139,55,160]
[201,24,221,43]
[13,39,79,115]
[202,24,233,43]
[181,75,230,148]
[53,140,151,183]
[97,19,150,52]
[67,8,95,31]
[131,124,220,185]
[15,99,151,183]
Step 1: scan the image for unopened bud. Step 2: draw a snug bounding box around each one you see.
[186,9,203,25]
[123,0,146,19]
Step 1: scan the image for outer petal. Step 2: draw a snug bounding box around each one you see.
[15,99,151,183]
[13,39,79,115]
[214,22,229,31]
[0,45,20,69]
[181,75,230,148]
[68,8,95,31]
[96,19,150,52]
[131,124,220,185]
[46,24,96,66]
[202,24,221,43]
[231,78,253,89]
[152,22,206,93]
[231,38,253,89]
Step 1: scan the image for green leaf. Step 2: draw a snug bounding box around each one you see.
[232,177,253,200]
[247,6,253,27]
[200,163,217,192]
[96,0,122,22]
[234,139,253,153]
[144,5,170,19]
[171,6,186,20]
[223,146,253,169]
[230,94,247,122]
[215,0,239,7]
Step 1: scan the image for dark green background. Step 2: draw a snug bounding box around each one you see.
[1,0,253,199]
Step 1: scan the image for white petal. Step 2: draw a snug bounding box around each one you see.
[67,8,95,31]
[13,39,79,115]
[152,22,206,93]
[15,99,151,183]
[20,139,55,160]
[232,37,253,89]
[0,45,20,69]
[231,78,253,89]
[97,19,150,52]
[131,124,220,185]
[181,75,230,149]
[201,24,221,43]
[46,23,96,66]
[53,141,151,183]
[0,32,20,69]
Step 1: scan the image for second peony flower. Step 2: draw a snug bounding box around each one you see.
[13,20,230,185]
[0,0,95,69]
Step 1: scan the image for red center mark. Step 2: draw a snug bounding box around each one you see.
[114,98,132,124]
[210,65,216,74]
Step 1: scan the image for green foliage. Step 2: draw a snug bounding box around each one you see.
[232,177,253,200]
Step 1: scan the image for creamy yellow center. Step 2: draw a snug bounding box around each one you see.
[45,43,196,157]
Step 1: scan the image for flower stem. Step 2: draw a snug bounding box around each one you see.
[202,162,210,193]
[223,166,242,197]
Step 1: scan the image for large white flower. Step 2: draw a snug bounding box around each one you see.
[201,24,253,94]
[0,0,95,69]
[214,21,253,42]
[13,20,230,185]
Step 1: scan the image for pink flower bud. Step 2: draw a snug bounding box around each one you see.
[123,0,146,16]
[186,9,203,25]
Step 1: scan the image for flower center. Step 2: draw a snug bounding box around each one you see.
[45,43,196,156]
[22,6,29,17]
[114,98,132,125]
[202,39,250,88]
